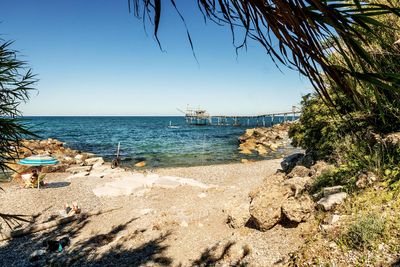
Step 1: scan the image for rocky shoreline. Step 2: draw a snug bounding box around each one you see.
[9,138,98,176]
[0,128,357,266]
[238,122,293,156]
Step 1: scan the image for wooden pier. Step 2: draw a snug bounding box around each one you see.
[182,107,301,127]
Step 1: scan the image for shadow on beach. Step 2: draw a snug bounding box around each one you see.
[43,181,71,189]
[0,211,253,266]
[0,213,175,266]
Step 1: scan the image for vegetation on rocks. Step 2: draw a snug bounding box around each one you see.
[287,1,400,264]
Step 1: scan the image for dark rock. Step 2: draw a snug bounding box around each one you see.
[280,153,304,173]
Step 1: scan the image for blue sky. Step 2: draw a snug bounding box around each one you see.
[1,0,311,116]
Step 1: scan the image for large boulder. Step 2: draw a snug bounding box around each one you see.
[249,184,292,231]
[282,196,314,223]
[226,202,251,229]
[283,176,312,197]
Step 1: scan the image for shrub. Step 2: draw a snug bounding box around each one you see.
[340,213,385,250]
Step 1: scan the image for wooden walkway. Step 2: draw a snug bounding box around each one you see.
[184,108,301,127]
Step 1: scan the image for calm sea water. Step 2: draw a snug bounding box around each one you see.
[23,116,297,168]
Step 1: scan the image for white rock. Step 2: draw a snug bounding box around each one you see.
[29,249,46,262]
[328,214,341,225]
[198,192,207,198]
[180,220,189,227]
[85,157,104,166]
[323,186,344,197]
[75,154,84,160]
[317,192,348,211]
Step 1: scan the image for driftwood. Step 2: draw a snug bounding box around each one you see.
[0,210,106,241]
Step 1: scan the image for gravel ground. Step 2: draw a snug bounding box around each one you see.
[0,159,313,266]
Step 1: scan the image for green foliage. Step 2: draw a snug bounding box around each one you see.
[310,165,358,195]
[289,1,400,192]
[340,213,385,250]
[289,94,342,159]
[0,40,37,172]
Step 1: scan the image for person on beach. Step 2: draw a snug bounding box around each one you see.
[30,169,39,186]
[21,169,45,188]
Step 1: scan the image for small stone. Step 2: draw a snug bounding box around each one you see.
[241,159,249,163]
[135,161,146,167]
[74,154,84,160]
[180,221,189,227]
[198,192,207,198]
[329,242,337,249]
[29,249,46,262]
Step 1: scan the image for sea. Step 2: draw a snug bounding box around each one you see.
[23,116,298,168]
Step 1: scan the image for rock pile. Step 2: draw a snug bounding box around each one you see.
[8,138,100,177]
[225,154,336,231]
[238,122,292,156]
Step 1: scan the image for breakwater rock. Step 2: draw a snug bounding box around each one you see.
[8,139,101,176]
[238,122,293,156]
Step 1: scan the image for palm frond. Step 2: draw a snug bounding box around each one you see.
[129,0,400,110]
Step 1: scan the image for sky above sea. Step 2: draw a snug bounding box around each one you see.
[1,0,312,116]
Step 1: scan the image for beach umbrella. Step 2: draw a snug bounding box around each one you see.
[19,155,59,166]
[18,155,59,188]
